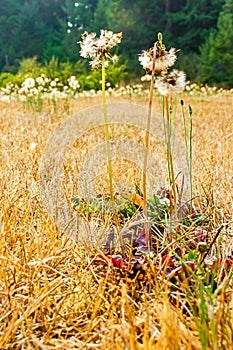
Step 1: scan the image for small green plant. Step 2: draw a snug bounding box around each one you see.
[18,56,41,76]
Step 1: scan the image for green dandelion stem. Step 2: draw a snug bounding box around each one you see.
[102,56,114,201]
[142,40,158,250]
[162,96,171,182]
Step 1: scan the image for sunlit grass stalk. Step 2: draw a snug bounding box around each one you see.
[102,56,114,201]
[143,42,157,250]
[181,100,193,213]
[184,279,210,350]
[172,248,218,349]
[189,105,193,213]
[164,95,177,232]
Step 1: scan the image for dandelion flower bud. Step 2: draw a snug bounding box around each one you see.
[158,32,163,46]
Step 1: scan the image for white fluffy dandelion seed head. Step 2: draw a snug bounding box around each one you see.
[68,76,80,90]
[166,48,177,65]
[99,30,122,49]
[111,54,118,63]
[23,77,35,89]
[89,56,102,69]
[141,74,151,82]
[36,76,45,86]
[155,70,186,96]
[139,46,177,72]
[79,32,98,58]
[50,80,57,87]
[154,48,177,72]
[138,50,152,71]
[79,30,122,69]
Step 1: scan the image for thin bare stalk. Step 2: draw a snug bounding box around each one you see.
[181,100,189,174]
[189,105,193,213]
[102,56,114,201]
[165,95,177,236]
[181,100,193,214]
[143,42,157,250]
[162,96,171,181]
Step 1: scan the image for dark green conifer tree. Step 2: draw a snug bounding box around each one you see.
[199,0,233,87]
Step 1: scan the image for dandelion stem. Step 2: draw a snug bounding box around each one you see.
[143,41,157,250]
[102,56,114,200]
[162,96,171,181]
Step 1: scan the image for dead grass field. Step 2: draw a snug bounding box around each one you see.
[0,93,233,349]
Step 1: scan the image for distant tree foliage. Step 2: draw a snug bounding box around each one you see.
[0,0,232,86]
[199,0,233,87]
[62,0,98,61]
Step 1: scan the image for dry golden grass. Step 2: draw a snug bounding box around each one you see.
[0,93,233,349]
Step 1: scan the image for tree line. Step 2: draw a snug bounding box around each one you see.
[0,0,232,87]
